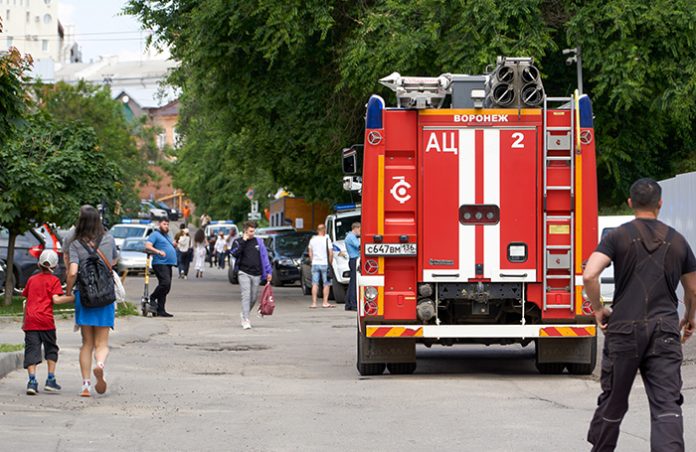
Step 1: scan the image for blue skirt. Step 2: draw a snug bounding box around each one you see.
[74,291,115,328]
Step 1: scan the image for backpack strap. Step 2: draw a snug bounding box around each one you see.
[79,239,112,269]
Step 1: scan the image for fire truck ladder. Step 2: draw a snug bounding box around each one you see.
[542,95,575,311]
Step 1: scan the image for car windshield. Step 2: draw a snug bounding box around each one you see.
[334,214,360,241]
[122,239,147,252]
[275,233,313,256]
[111,226,146,239]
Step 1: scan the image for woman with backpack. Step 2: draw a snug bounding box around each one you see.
[65,205,119,398]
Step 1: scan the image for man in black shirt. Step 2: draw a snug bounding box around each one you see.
[583,178,696,451]
[230,221,272,329]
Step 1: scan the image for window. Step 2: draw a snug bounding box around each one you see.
[157,132,167,150]
[26,11,30,23]
[41,39,48,51]
[43,13,51,24]
[6,36,13,47]
[172,127,181,148]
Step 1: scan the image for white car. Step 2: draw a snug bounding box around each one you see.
[204,221,239,239]
[325,206,361,303]
[111,220,156,249]
[598,215,633,303]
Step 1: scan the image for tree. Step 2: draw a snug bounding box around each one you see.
[33,81,149,211]
[0,114,124,305]
[126,0,696,210]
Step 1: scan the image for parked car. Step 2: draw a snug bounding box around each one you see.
[265,232,313,286]
[0,227,67,290]
[141,201,169,220]
[110,221,156,249]
[0,258,6,296]
[204,221,239,239]
[154,200,180,221]
[255,226,295,236]
[299,249,333,299]
[116,238,149,275]
[324,207,361,303]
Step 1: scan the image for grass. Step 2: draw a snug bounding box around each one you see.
[0,296,138,318]
[0,343,24,353]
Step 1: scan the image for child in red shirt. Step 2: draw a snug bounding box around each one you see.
[22,250,73,395]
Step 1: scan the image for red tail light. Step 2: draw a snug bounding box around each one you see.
[28,245,44,259]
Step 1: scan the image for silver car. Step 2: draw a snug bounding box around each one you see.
[116,238,149,275]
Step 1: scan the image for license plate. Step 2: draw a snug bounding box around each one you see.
[365,243,417,256]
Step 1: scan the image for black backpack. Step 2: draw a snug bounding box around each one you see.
[77,241,115,308]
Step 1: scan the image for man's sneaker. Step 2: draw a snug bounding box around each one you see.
[26,380,38,395]
[80,385,91,398]
[93,367,107,395]
[242,320,252,330]
[44,378,62,393]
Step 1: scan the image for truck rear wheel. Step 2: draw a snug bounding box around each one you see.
[535,362,565,374]
[357,330,385,376]
[387,362,417,375]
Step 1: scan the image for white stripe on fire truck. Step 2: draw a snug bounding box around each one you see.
[359,275,385,287]
[459,129,476,279]
[483,129,501,279]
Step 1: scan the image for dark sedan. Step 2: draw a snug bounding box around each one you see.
[0,227,67,291]
[266,232,313,286]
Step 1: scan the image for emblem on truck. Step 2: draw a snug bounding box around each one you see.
[367,131,383,145]
[390,176,412,204]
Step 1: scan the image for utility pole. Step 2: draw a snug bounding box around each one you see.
[563,46,583,95]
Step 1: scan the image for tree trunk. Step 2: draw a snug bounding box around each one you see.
[3,229,17,306]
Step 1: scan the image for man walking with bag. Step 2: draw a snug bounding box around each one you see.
[230,221,272,329]
[583,178,696,451]
[145,219,177,317]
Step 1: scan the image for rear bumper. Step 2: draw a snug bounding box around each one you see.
[366,324,596,339]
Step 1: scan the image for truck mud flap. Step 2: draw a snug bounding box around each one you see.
[358,331,415,364]
[536,337,594,364]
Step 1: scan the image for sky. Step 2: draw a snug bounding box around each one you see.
[59,0,169,62]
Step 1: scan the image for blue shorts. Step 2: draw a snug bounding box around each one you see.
[311,265,331,285]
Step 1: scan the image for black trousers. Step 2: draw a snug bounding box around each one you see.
[588,319,684,452]
[151,264,173,313]
[179,249,193,276]
[346,258,357,309]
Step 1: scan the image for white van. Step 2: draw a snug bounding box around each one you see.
[597,215,634,303]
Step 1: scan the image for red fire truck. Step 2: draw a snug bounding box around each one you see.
[346,57,598,376]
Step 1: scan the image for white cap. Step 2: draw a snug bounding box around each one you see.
[39,249,59,270]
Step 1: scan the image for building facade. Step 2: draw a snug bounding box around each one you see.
[0,0,73,62]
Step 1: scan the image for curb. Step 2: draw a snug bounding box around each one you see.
[0,352,23,379]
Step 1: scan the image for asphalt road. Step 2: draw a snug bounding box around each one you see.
[0,267,695,451]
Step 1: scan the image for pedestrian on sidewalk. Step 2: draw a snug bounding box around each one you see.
[177,228,193,279]
[22,250,74,395]
[230,221,272,329]
[584,178,696,451]
[193,229,207,278]
[308,224,335,308]
[207,233,216,268]
[174,223,186,272]
[66,205,119,397]
[344,222,361,311]
[145,219,177,317]
[182,202,191,226]
[215,231,227,269]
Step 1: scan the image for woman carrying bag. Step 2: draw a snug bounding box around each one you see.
[66,205,119,398]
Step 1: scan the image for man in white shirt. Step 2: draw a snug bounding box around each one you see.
[308,224,335,308]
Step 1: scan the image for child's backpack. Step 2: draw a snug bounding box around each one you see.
[77,241,115,308]
[259,283,275,317]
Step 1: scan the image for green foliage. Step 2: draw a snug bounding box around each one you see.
[126,0,696,210]
[0,344,24,352]
[0,47,30,152]
[116,301,139,317]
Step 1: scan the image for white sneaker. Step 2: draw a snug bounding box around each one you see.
[242,320,252,330]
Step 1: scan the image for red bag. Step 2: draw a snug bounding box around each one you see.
[259,283,275,316]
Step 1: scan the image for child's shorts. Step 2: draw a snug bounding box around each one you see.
[23,330,59,369]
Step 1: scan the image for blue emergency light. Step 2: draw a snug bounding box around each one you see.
[366,95,385,129]
[210,220,235,224]
[334,203,357,212]
[120,218,151,224]
[579,94,593,128]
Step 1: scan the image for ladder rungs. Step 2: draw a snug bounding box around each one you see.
[546,156,572,161]
[546,215,572,220]
[547,186,572,190]
[546,245,571,250]
[546,97,573,103]
[545,275,571,280]
[546,126,572,131]
[545,305,574,310]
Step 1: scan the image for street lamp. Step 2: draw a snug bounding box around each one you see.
[563,47,583,95]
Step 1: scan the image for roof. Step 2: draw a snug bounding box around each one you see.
[54,57,180,108]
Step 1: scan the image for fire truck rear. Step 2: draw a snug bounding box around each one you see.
[349,57,598,376]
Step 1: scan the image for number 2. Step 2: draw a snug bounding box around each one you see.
[511,132,524,149]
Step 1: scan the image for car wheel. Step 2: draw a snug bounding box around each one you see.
[331,279,346,304]
[271,270,282,287]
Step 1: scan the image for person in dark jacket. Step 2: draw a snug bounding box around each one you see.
[584,178,696,452]
[230,221,272,329]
